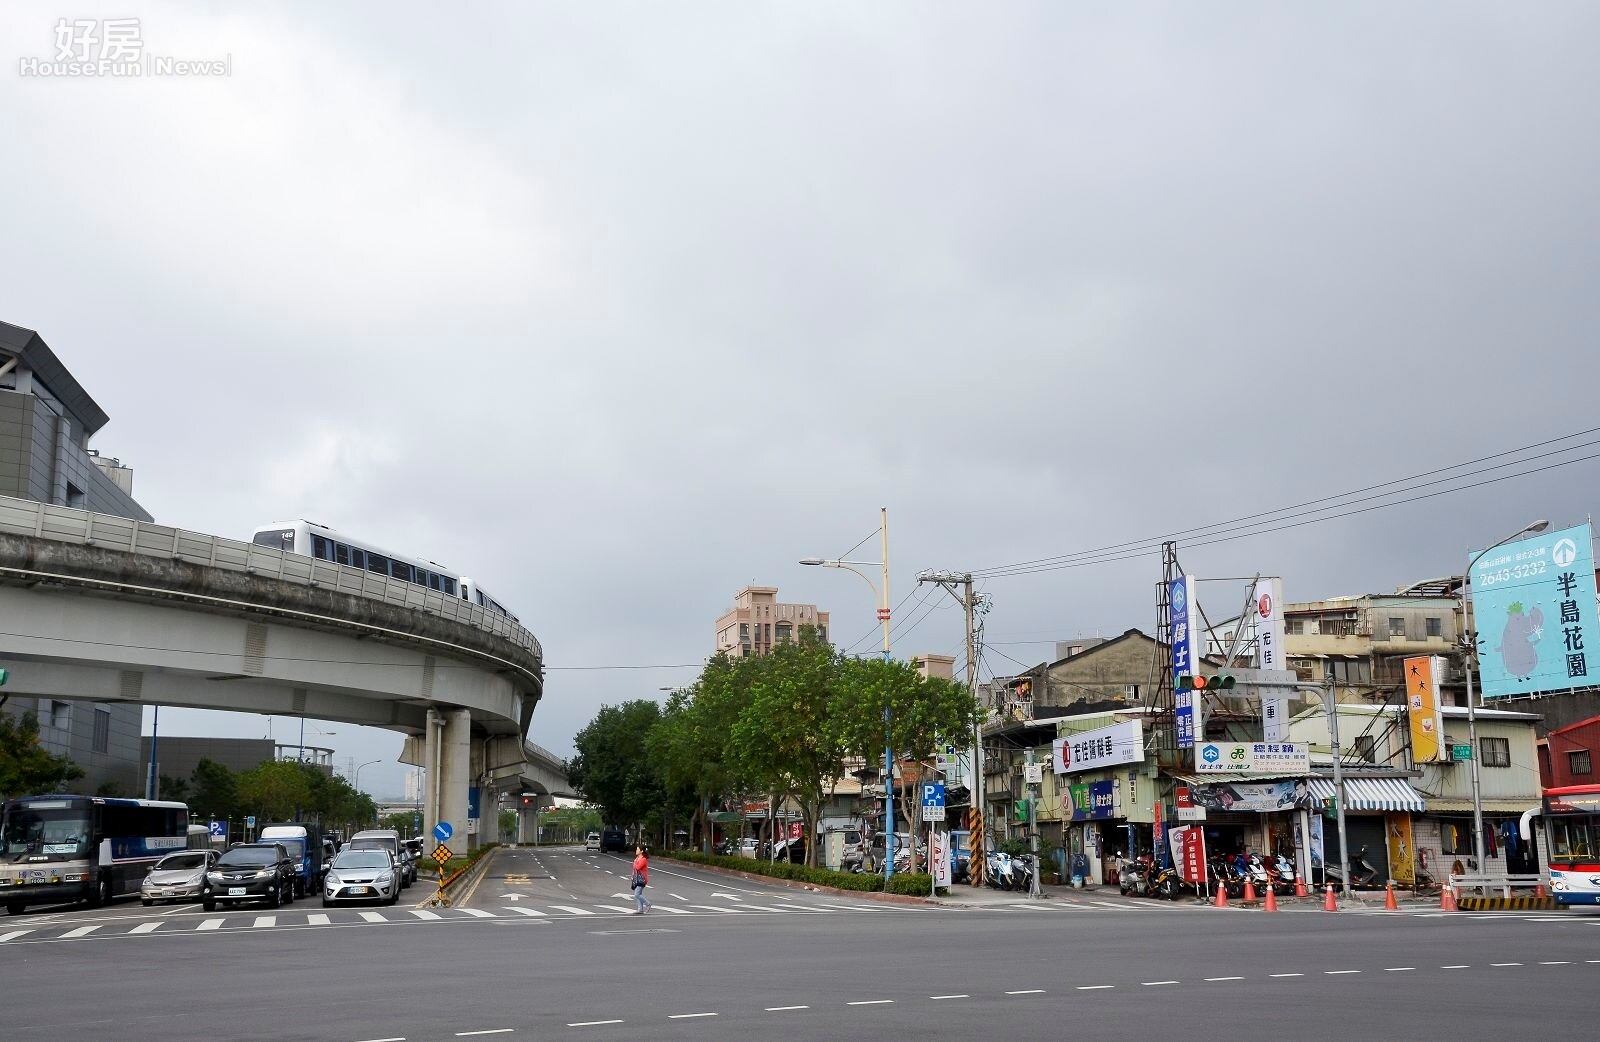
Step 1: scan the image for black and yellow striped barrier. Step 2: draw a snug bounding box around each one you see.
[1456,895,1558,911]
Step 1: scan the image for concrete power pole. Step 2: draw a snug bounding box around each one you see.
[918,570,987,888]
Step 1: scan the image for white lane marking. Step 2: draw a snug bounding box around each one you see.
[669,893,686,901]
[765,1005,809,1011]
[649,905,689,914]
[1325,970,1361,975]
[1077,985,1115,991]
[60,925,102,938]
[196,919,225,931]
[930,994,969,1000]
[354,1037,406,1042]
[455,1031,513,1037]
[549,906,594,916]
[307,913,330,926]
[1491,962,1523,967]
[689,905,746,914]
[1385,967,1415,972]
[1008,989,1046,995]
[0,930,34,942]
[1270,973,1304,978]
[848,1000,893,1006]
[667,1013,716,1020]
[711,893,744,901]
[1442,965,1470,969]
[595,905,636,914]
[567,1021,623,1028]
[1204,976,1244,982]
[1540,961,1571,965]
[411,910,442,920]
[459,909,495,919]
[252,916,276,929]
[1142,981,1179,986]
[506,907,547,916]
[359,912,387,923]
[129,922,163,935]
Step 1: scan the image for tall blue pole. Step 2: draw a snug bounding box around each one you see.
[146,705,159,800]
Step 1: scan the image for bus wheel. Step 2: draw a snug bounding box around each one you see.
[87,876,111,908]
[5,902,25,916]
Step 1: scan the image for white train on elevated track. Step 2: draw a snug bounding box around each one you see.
[250,519,518,621]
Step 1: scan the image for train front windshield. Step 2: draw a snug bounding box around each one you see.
[2,802,92,862]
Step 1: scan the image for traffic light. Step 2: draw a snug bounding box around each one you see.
[521,796,531,807]
[1176,674,1235,691]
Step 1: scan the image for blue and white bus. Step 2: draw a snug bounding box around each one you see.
[0,795,190,914]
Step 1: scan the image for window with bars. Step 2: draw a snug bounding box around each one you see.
[1481,736,1511,768]
[1570,750,1593,776]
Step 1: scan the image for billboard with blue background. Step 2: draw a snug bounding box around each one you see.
[1471,523,1600,698]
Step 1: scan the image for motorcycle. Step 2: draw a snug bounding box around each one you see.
[1267,852,1298,895]
[1209,854,1245,898]
[1347,846,1380,888]
[1148,862,1184,899]
[1119,854,1153,897]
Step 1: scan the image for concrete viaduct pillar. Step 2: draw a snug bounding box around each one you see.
[423,708,472,859]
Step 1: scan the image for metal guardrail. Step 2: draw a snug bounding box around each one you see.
[0,495,541,659]
[1447,872,1549,897]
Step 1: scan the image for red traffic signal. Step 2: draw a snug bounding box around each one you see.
[1176,674,1235,691]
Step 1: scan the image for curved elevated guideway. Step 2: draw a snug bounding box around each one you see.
[0,495,567,845]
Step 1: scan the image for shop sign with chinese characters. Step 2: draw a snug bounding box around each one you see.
[1195,741,1310,775]
[1052,720,1144,774]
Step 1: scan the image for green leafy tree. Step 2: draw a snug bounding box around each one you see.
[648,657,754,851]
[729,627,847,868]
[237,759,314,821]
[159,774,190,802]
[568,700,668,837]
[188,758,239,822]
[380,812,417,835]
[0,711,84,799]
[834,656,980,871]
[540,805,602,843]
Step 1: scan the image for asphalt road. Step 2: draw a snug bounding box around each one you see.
[4,846,1597,1042]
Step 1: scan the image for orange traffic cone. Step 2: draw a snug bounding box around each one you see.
[1263,887,1279,912]
[1535,882,1548,898]
[1244,879,1257,903]
[1384,881,1399,911]
[1294,876,1309,898]
[1323,884,1339,912]
[1440,884,1458,912]
[1213,883,1228,908]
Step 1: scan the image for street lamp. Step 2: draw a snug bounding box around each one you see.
[802,506,895,878]
[353,759,381,793]
[1461,519,1550,889]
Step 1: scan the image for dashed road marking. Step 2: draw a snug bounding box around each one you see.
[1539,961,1570,965]
[1007,989,1046,994]
[765,1006,809,1011]
[1204,976,1243,982]
[129,922,162,935]
[359,912,387,923]
[1076,985,1114,991]
[59,925,101,938]
[1442,965,1470,969]
[567,1021,623,1028]
[930,995,968,1000]
[252,916,276,929]
[411,910,442,921]
[549,906,593,916]
[196,919,224,931]
[0,930,34,942]
[1325,970,1361,975]
[307,914,330,926]
[1490,962,1523,967]
[455,1031,513,1037]
[1270,973,1304,978]
[1384,967,1415,972]
[459,909,496,919]
[667,1013,716,1020]
[847,1000,894,1006]
[1143,981,1179,986]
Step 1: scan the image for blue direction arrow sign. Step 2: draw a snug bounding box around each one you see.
[433,820,454,843]
[208,820,226,839]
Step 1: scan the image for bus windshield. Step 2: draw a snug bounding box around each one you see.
[2,804,92,861]
[1549,819,1600,860]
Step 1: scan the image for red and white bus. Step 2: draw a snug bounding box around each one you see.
[1543,784,1600,907]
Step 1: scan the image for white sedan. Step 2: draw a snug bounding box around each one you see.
[584,832,601,851]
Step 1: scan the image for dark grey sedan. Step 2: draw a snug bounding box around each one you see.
[141,849,219,906]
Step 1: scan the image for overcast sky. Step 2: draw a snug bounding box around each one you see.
[4,3,1597,799]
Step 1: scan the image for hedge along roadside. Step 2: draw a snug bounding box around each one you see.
[665,851,941,899]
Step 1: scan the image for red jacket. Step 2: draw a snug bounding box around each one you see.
[632,854,649,885]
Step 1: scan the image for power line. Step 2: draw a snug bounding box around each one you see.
[975,445,1600,578]
[971,427,1600,577]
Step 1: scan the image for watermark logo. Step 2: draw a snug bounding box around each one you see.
[19,18,232,78]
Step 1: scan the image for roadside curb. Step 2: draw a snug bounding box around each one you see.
[656,855,940,907]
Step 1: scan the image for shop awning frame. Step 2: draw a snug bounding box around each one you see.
[1305,777,1426,813]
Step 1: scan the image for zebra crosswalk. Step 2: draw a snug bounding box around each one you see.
[0,896,900,946]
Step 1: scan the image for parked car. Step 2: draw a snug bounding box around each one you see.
[738,838,760,859]
[584,832,602,851]
[599,826,627,853]
[204,842,295,911]
[141,849,219,906]
[348,829,414,887]
[258,822,326,898]
[322,848,402,906]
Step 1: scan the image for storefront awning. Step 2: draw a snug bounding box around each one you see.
[1305,777,1426,813]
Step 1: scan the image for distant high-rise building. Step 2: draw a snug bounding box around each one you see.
[714,586,830,657]
[403,766,425,802]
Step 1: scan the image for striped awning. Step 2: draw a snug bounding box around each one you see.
[1305,777,1426,813]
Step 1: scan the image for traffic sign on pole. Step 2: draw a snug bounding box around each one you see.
[434,820,454,843]
[921,781,946,822]
[432,843,454,865]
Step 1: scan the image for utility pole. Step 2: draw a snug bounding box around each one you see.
[917,570,989,888]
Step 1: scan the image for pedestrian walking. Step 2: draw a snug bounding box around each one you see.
[631,844,651,914]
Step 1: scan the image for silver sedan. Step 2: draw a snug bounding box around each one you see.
[141,850,219,906]
[322,848,401,906]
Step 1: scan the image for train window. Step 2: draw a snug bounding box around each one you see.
[335,543,350,566]
[442,578,457,596]
[367,553,388,575]
[350,548,365,569]
[311,535,329,560]
[428,573,441,591]
[390,560,411,582]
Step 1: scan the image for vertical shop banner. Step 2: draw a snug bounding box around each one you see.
[1153,798,1165,862]
[1309,814,1324,874]
[931,831,952,888]
[1253,577,1285,672]
[1404,655,1445,763]
[1170,575,1201,747]
[1470,522,1600,697]
[1180,826,1208,885]
[1262,696,1285,743]
[1385,813,1415,886]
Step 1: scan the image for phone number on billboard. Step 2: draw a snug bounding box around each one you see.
[1474,561,1547,587]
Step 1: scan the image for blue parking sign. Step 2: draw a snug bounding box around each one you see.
[208,820,226,839]
[921,782,945,808]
